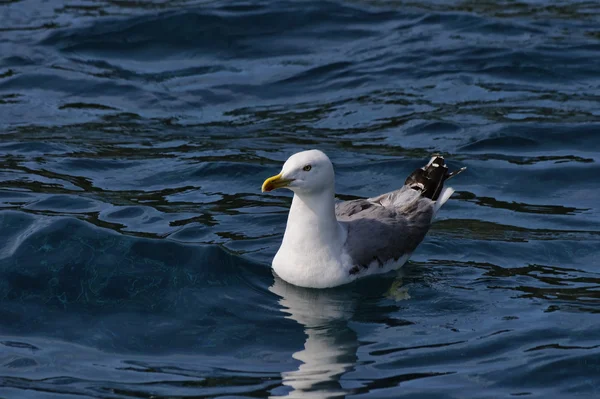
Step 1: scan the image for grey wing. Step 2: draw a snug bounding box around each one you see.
[335,186,435,270]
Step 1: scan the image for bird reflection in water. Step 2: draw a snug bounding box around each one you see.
[269,271,410,398]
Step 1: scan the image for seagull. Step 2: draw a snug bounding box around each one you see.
[262,150,465,289]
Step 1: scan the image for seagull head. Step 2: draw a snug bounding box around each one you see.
[262,149,335,195]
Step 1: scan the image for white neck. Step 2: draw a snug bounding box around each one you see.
[273,186,347,288]
[285,187,341,244]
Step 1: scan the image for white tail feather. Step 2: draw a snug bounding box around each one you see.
[434,187,455,214]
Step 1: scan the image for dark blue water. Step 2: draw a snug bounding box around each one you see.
[2,0,600,397]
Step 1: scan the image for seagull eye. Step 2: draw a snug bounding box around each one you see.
[303,165,312,172]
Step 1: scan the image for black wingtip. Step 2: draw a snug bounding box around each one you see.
[404,155,465,200]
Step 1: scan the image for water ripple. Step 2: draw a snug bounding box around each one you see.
[2,0,600,397]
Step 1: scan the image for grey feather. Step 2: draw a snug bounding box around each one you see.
[335,185,435,272]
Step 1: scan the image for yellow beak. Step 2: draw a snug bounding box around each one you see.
[262,173,293,192]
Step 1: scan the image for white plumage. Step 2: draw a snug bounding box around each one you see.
[262,149,464,289]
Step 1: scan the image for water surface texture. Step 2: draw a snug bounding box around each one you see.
[1,0,600,398]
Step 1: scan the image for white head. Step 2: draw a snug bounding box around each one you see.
[262,149,334,196]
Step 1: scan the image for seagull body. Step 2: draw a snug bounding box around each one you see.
[262,150,465,289]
